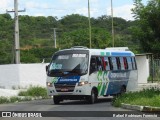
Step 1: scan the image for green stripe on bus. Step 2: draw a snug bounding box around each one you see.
[101,83,106,95]
[98,83,102,94]
[106,52,110,56]
[100,52,105,56]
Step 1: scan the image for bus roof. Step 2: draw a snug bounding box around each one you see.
[57,46,135,57]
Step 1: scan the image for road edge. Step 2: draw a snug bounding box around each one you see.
[121,103,160,112]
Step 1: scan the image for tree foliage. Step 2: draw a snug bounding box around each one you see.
[60,28,112,49]
[132,0,160,57]
[0,13,142,64]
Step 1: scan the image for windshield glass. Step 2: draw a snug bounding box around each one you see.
[48,53,88,77]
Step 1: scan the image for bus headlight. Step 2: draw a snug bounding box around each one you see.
[78,81,88,86]
[47,82,53,87]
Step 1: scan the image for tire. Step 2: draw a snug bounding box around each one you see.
[53,96,61,104]
[120,86,126,95]
[88,89,97,104]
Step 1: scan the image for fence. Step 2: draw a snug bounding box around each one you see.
[150,59,160,82]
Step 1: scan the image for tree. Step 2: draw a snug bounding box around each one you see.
[59,28,112,49]
[132,0,160,57]
[0,14,13,64]
[60,14,89,31]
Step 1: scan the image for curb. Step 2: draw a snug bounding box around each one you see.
[121,103,143,111]
[121,103,160,112]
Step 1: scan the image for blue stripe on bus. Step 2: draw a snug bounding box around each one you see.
[111,52,132,56]
[106,81,128,95]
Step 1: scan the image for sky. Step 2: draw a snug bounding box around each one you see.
[0,0,148,20]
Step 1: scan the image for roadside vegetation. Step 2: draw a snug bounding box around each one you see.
[18,86,48,98]
[112,88,160,107]
[0,86,48,104]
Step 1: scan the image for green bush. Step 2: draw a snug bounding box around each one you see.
[18,86,47,97]
[10,96,22,103]
[18,91,29,96]
[112,87,160,107]
[0,97,10,104]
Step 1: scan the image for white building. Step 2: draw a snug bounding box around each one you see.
[135,53,152,84]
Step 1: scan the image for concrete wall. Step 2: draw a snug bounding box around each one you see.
[0,64,19,89]
[136,55,149,84]
[0,64,48,89]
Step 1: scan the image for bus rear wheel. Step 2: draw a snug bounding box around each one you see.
[120,86,126,95]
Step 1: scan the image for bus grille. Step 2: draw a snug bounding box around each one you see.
[54,83,76,92]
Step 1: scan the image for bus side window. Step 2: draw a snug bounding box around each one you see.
[104,57,110,70]
[102,57,106,70]
[96,57,103,71]
[123,57,128,70]
[132,57,137,70]
[108,57,113,70]
[131,57,137,70]
[134,57,137,69]
[120,57,125,70]
[131,57,134,69]
[116,57,121,70]
[127,57,132,70]
[112,57,118,70]
[90,57,97,74]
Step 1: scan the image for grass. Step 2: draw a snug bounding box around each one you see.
[0,96,32,104]
[18,86,48,98]
[112,87,160,107]
[0,86,48,104]
[0,97,10,104]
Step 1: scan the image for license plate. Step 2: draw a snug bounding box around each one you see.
[61,88,68,92]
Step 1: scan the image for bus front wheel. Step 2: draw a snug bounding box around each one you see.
[53,96,61,104]
[87,89,97,104]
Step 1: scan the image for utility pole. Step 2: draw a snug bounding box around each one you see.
[7,0,25,64]
[54,28,57,48]
[111,0,115,47]
[88,0,92,48]
[51,28,57,48]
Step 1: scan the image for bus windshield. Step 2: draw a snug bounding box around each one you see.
[48,53,88,77]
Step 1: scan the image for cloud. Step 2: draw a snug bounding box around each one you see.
[74,7,98,17]
[25,1,49,9]
[0,0,10,8]
[57,0,82,7]
[107,4,135,20]
[0,0,13,13]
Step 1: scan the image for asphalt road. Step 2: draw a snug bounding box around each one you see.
[0,98,159,120]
